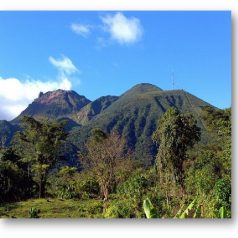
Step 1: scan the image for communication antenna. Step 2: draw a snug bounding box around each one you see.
[171,69,175,90]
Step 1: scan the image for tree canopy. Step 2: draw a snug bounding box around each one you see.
[152,107,201,195]
[13,116,67,198]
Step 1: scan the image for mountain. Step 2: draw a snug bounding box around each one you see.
[74,95,119,125]
[69,83,212,165]
[0,120,20,146]
[1,83,214,166]
[12,89,91,123]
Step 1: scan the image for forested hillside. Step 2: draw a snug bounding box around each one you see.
[0,84,231,218]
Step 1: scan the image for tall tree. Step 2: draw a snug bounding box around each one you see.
[81,128,126,200]
[0,147,33,202]
[152,107,201,198]
[13,116,67,198]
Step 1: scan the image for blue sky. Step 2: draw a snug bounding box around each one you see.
[0,11,231,120]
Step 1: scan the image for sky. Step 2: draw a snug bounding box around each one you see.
[0,11,231,120]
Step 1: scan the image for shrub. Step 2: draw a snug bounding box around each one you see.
[185,151,221,196]
[103,198,138,218]
[47,168,100,199]
[29,207,40,218]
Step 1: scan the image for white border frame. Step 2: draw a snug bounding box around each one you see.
[0,1,236,238]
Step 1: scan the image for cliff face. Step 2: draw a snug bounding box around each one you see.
[13,89,91,122]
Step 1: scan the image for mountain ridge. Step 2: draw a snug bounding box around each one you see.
[67,84,213,165]
[1,83,215,165]
[74,95,119,125]
[12,89,91,123]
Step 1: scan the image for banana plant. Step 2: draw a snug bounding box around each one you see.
[143,198,198,219]
[175,199,197,218]
[29,207,40,218]
[219,206,228,218]
[143,198,228,218]
[143,198,160,218]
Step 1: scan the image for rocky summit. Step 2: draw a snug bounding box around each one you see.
[12,89,91,122]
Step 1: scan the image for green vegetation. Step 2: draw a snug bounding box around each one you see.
[0,199,104,218]
[13,116,67,198]
[0,147,34,202]
[75,96,119,125]
[0,85,231,219]
[29,207,40,218]
[69,84,212,166]
[152,107,201,202]
[0,120,19,147]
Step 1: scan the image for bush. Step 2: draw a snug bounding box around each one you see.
[214,177,231,206]
[76,200,104,218]
[47,166,78,199]
[75,173,100,199]
[213,177,231,218]
[117,169,155,198]
[185,151,221,196]
[47,168,100,199]
[116,168,165,217]
[103,198,138,218]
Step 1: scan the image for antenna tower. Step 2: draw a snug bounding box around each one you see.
[171,69,175,90]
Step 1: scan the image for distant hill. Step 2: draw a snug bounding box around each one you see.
[1,83,214,165]
[74,95,119,125]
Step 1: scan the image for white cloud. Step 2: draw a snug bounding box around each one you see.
[101,12,143,44]
[0,55,80,120]
[49,55,78,75]
[0,76,72,120]
[71,23,91,37]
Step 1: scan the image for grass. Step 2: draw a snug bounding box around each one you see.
[0,198,104,218]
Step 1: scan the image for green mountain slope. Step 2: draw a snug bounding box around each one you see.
[0,120,20,146]
[74,95,119,125]
[69,83,213,165]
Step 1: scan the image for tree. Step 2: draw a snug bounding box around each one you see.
[201,106,231,176]
[195,107,231,218]
[13,116,67,198]
[0,147,33,202]
[81,128,126,201]
[152,107,201,199]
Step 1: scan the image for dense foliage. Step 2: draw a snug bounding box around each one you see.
[69,84,211,166]
[0,105,231,218]
[152,108,201,200]
[12,117,67,198]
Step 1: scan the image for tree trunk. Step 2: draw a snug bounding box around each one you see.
[101,183,109,201]
[38,176,46,198]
